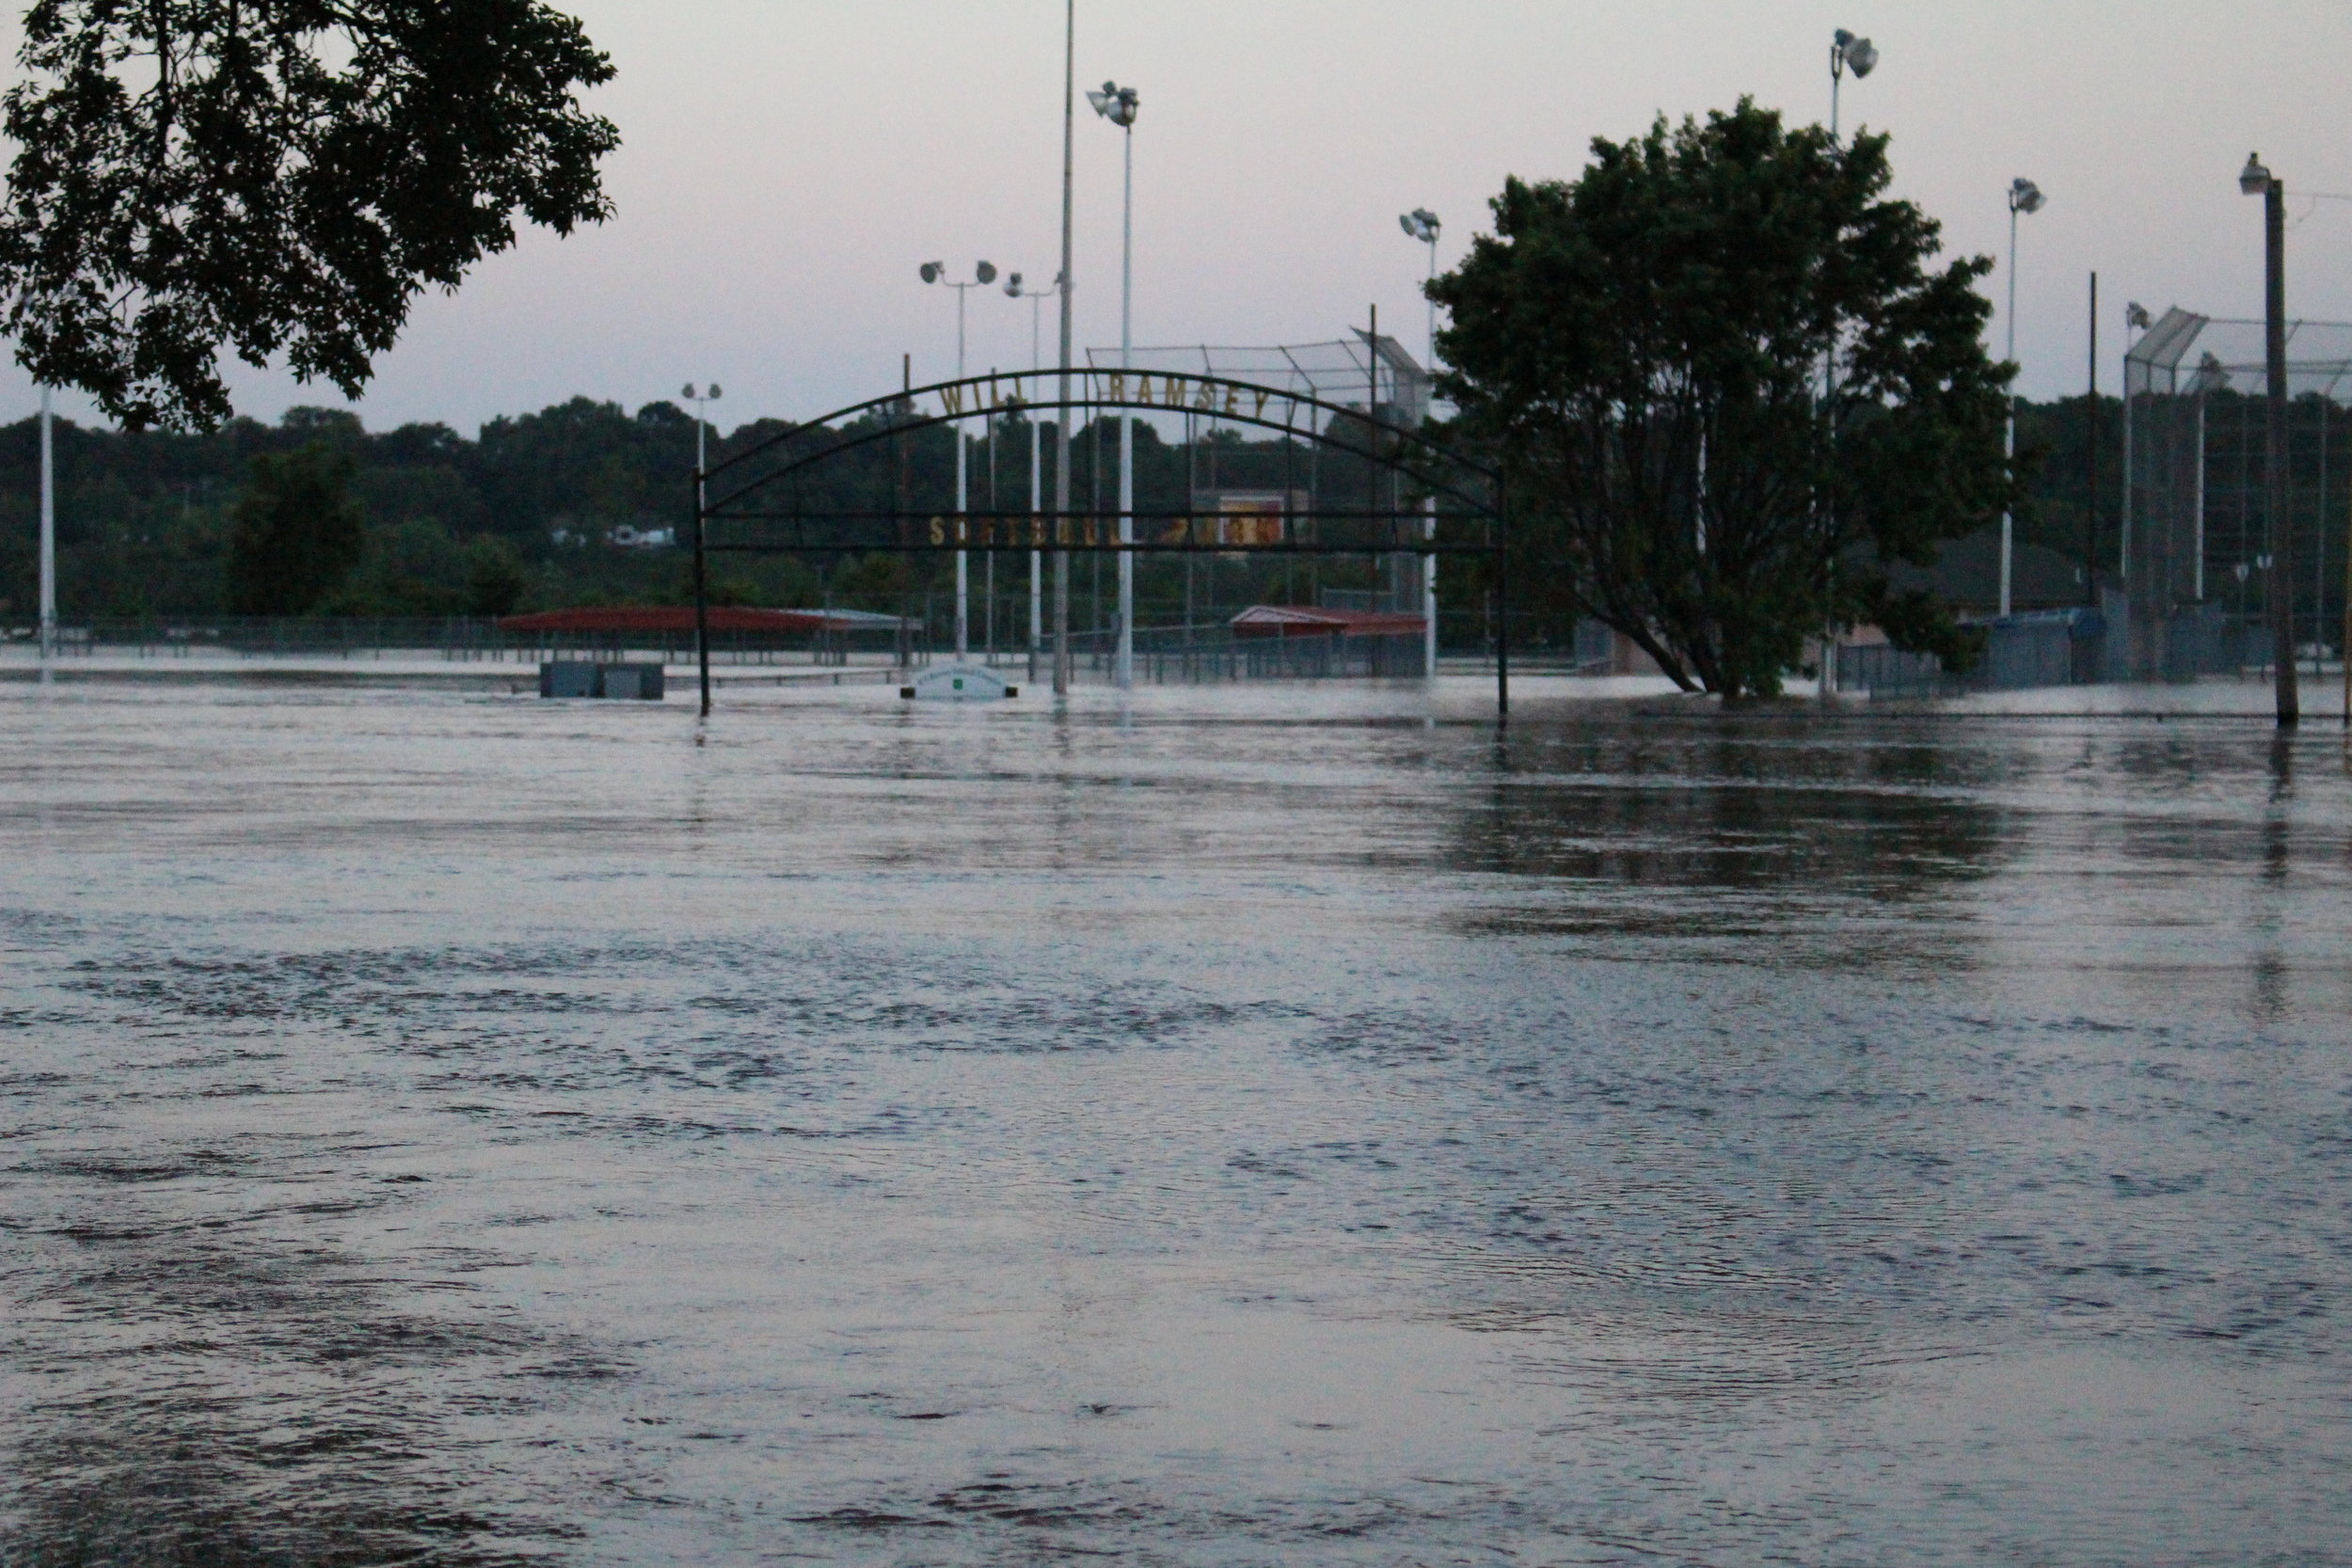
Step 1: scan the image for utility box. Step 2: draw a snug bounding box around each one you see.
[597,664,665,700]
[540,661,665,700]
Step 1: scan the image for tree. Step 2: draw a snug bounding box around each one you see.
[1431,100,2015,699]
[465,534,527,616]
[227,443,363,614]
[0,0,618,431]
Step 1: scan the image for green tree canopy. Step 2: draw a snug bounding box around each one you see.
[227,443,363,614]
[1432,100,2016,699]
[0,0,618,431]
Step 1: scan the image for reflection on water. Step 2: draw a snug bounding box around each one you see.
[3,682,2348,1563]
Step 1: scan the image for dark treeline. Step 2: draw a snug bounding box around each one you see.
[0,395,1421,627]
[4,390,2341,631]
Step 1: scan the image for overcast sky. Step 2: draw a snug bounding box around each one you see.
[4,1,2348,435]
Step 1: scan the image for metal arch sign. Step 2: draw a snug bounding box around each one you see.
[698,368,1502,522]
[685,368,1513,720]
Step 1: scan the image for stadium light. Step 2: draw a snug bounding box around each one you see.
[681,383,722,480]
[2240,152,2296,725]
[1399,208,1440,366]
[2000,179,2045,616]
[1086,80,1138,128]
[1830,29,1878,137]
[1002,268,1065,684]
[921,262,999,659]
[1089,79,1142,689]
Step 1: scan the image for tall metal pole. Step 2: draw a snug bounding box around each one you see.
[2085,273,2099,610]
[1423,231,1438,370]
[693,458,710,717]
[1423,229,1438,680]
[2002,204,2020,618]
[1029,292,1044,685]
[2122,309,2144,592]
[956,282,969,659]
[1053,0,1074,697]
[692,388,713,715]
[38,386,55,666]
[2262,177,2299,726]
[1116,114,1135,689]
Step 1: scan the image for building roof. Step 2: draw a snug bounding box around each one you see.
[499,606,908,634]
[1230,605,1427,638]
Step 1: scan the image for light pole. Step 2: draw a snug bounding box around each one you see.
[681,382,722,480]
[2000,178,2044,618]
[922,259,998,659]
[1829,28,1877,139]
[1820,28,1875,695]
[1053,0,1076,697]
[38,385,55,668]
[1401,207,1442,678]
[1006,270,1064,685]
[2241,152,2298,728]
[683,382,721,714]
[1399,208,1440,369]
[2122,299,2149,589]
[1088,79,1140,689]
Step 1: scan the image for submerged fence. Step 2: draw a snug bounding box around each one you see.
[1834,603,2280,698]
[1,612,1476,681]
[0,614,904,667]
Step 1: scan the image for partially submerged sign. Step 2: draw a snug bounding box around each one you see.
[901,664,1017,702]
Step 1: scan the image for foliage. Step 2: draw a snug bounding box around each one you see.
[465,536,528,618]
[226,443,364,614]
[0,0,618,430]
[1431,100,2015,698]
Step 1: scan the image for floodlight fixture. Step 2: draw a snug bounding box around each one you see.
[1833,29,1878,77]
[1087,80,1138,127]
[920,261,943,283]
[2240,153,2273,196]
[2009,178,2044,215]
[1399,208,1439,244]
[1828,29,1878,139]
[976,261,997,285]
[1004,271,1024,296]
[2125,301,2151,331]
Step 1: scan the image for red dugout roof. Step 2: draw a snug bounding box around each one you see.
[500,606,904,634]
[1229,605,1427,639]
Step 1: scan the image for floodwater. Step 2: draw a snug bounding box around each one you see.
[3,676,2348,1565]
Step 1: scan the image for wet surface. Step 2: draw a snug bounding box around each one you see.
[3,680,2349,1564]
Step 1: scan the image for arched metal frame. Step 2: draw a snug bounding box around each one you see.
[691,369,1510,718]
